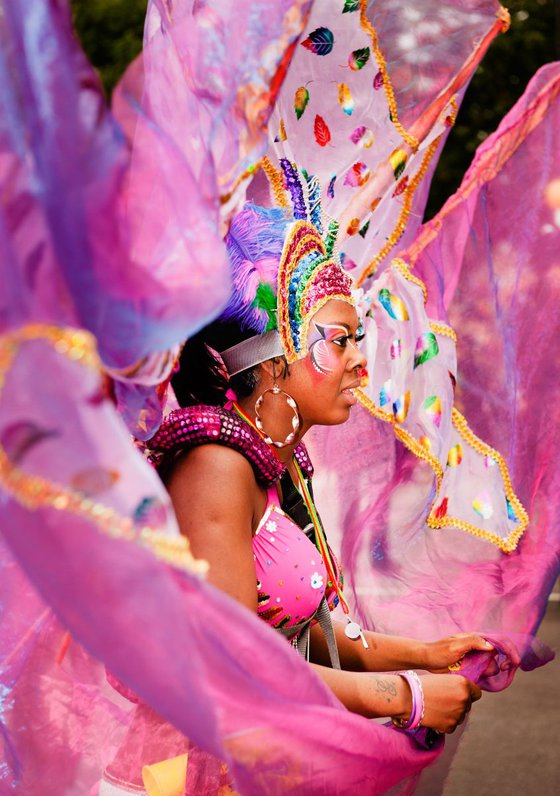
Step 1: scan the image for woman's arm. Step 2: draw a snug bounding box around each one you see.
[313,665,481,732]
[310,621,495,673]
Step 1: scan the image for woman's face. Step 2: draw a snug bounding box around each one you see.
[278,300,367,431]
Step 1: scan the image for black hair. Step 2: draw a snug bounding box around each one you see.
[171,321,259,407]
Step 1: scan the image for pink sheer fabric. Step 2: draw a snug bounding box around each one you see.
[0,2,558,796]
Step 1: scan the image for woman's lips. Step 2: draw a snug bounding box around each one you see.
[341,387,359,406]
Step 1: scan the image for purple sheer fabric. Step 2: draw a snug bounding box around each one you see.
[0,1,558,795]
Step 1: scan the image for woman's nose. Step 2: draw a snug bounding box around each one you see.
[348,342,367,370]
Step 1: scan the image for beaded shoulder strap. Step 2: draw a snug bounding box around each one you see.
[146,405,313,487]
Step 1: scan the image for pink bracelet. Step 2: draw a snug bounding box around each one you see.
[392,670,424,731]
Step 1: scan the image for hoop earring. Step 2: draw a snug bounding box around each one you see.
[254,384,300,448]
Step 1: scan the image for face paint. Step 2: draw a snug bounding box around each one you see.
[307,321,349,375]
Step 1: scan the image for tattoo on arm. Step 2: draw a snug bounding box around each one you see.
[375,678,398,703]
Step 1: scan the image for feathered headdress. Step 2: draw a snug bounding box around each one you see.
[220,161,354,374]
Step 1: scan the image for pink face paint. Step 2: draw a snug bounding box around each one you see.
[307,321,349,375]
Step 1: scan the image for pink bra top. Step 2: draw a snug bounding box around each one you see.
[253,485,338,631]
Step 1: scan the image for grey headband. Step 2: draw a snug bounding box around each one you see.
[220,330,284,376]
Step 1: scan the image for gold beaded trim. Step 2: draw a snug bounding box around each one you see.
[429,321,457,344]
[357,135,443,287]
[0,325,208,576]
[261,156,291,208]
[358,0,419,151]
[392,257,428,304]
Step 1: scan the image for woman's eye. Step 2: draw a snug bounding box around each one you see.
[332,336,349,348]
[355,332,365,344]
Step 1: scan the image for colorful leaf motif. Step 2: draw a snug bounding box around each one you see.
[378,288,410,321]
[370,197,381,212]
[1,421,58,465]
[447,444,463,467]
[344,161,370,187]
[390,339,402,360]
[358,220,370,238]
[473,495,493,520]
[301,27,334,56]
[379,379,392,407]
[342,0,359,11]
[424,395,442,427]
[350,125,374,148]
[340,251,358,270]
[133,496,168,526]
[419,436,432,452]
[314,114,331,146]
[71,467,119,496]
[413,332,439,368]
[294,86,309,120]
[346,217,360,236]
[327,174,336,198]
[506,497,518,523]
[349,47,370,71]
[337,83,354,115]
[393,175,409,197]
[393,391,411,423]
[274,118,287,142]
[389,148,408,180]
[433,497,449,520]
[373,71,384,90]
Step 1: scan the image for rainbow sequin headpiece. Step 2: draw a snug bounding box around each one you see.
[220,160,354,375]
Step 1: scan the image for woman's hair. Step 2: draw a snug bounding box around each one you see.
[171,321,259,407]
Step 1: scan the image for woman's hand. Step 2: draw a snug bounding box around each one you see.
[418,673,482,733]
[421,633,494,673]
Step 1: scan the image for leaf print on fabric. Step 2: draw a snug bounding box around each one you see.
[274,118,287,142]
[71,467,120,496]
[350,125,374,148]
[424,395,442,427]
[294,86,309,120]
[327,174,336,198]
[1,421,58,465]
[373,71,384,90]
[447,444,463,467]
[378,288,410,321]
[344,161,370,187]
[342,0,359,11]
[413,332,439,368]
[393,175,409,196]
[389,149,408,180]
[393,392,411,423]
[349,47,370,71]
[473,495,493,520]
[358,220,370,238]
[338,83,354,115]
[314,114,331,146]
[301,27,334,56]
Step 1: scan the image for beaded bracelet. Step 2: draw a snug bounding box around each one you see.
[391,670,424,731]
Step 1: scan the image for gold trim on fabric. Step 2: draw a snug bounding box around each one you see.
[358,0,419,150]
[0,324,208,576]
[356,135,443,286]
[429,321,458,344]
[392,257,428,303]
[354,343,529,553]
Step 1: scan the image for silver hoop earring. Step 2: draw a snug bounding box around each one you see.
[254,384,300,448]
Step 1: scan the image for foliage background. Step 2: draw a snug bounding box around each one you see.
[70,0,560,216]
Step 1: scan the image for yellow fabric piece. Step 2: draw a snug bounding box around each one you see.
[142,754,188,796]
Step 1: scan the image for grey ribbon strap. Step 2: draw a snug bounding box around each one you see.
[277,597,341,669]
[220,330,284,376]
